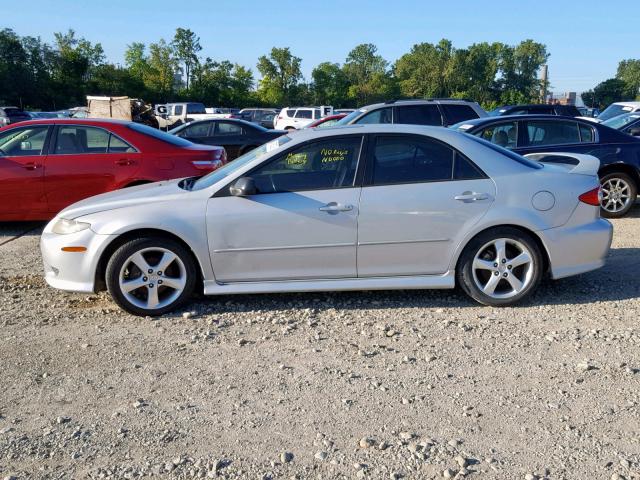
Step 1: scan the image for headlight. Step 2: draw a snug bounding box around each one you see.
[52,218,91,235]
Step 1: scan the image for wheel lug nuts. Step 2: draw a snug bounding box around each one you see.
[157,271,162,276]
[494,271,499,276]
[507,265,512,270]
[148,269,153,274]
[157,280,163,285]
[501,259,506,263]
[493,263,498,268]
[503,273,508,277]
[142,276,148,281]
[148,283,154,288]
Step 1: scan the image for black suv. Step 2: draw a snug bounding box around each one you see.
[335,99,487,128]
[489,104,581,117]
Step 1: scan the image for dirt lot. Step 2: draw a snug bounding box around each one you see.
[1,212,639,480]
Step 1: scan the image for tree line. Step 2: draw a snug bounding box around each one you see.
[1,27,637,112]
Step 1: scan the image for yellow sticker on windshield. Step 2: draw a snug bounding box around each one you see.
[321,148,349,163]
[286,152,308,166]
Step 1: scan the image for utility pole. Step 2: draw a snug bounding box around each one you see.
[540,64,548,103]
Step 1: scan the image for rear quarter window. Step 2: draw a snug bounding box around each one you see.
[441,104,479,124]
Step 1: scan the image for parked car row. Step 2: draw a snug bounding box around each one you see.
[0,119,226,221]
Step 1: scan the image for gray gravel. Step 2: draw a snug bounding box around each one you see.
[1,211,640,479]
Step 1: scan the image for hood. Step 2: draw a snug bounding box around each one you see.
[58,178,189,220]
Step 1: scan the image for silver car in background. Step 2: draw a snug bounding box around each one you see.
[40,125,612,316]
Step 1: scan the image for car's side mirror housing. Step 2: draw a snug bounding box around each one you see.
[230,177,256,196]
[629,127,640,137]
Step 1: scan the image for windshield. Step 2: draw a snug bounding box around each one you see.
[191,135,292,190]
[598,104,635,121]
[128,122,193,147]
[335,109,365,126]
[603,112,640,130]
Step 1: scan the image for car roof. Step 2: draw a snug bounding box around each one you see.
[291,123,468,142]
[611,101,640,107]
[0,118,133,128]
[454,114,587,127]
[358,98,478,111]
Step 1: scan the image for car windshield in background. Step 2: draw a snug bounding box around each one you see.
[598,104,634,121]
[191,135,292,191]
[465,134,543,169]
[603,112,640,129]
[129,122,193,147]
[335,109,364,125]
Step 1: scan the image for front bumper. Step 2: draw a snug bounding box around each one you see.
[41,225,115,293]
[540,217,613,280]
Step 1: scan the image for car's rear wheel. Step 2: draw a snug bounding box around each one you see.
[106,237,196,316]
[457,228,543,306]
[600,172,637,218]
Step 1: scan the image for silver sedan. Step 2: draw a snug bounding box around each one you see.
[41,125,613,316]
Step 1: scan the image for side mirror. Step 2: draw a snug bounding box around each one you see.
[229,177,256,196]
[629,127,640,137]
[20,141,32,151]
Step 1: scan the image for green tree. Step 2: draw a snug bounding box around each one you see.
[147,39,178,101]
[343,43,393,105]
[395,40,456,99]
[256,47,302,105]
[191,59,254,107]
[498,40,549,103]
[617,59,640,100]
[310,62,349,106]
[172,28,201,90]
[581,78,627,109]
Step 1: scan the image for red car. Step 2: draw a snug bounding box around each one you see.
[305,113,348,129]
[0,119,227,221]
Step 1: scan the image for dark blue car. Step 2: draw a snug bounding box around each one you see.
[452,115,640,217]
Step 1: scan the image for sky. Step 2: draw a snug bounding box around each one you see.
[4,0,639,94]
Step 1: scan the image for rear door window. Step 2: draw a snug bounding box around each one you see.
[215,122,243,135]
[54,126,110,154]
[370,135,454,185]
[395,105,442,126]
[525,120,580,146]
[294,109,313,119]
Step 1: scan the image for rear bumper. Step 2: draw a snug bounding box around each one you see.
[540,218,613,279]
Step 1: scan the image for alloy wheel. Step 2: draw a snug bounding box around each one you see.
[601,177,632,214]
[471,238,535,300]
[118,247,187,310]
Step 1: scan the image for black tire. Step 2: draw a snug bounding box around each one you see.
[105,237,197,316]
[599,172,637,218]
[457,227,543,307]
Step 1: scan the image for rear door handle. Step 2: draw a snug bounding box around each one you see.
[454,192,490,202]
[115,159,134,166]
[23,162,40,171]
[319,202,354,213]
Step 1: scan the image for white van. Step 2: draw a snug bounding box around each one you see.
[274,107,323,130]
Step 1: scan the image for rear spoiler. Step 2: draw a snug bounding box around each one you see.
[524,152,600,176]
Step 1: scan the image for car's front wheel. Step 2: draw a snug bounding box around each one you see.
[105,237,197,316]
[457,228,543,306]
[600,172,637,218]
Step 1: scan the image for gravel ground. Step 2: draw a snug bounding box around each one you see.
[1,211,640,480]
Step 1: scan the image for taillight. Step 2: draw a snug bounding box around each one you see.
[192,149,226,170]
[579,187,602,206]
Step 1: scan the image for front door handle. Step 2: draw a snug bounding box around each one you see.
[454,192,490,203]
[115,159,134,166]
[319,202,354,213]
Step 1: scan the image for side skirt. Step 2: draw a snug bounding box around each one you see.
[203,272,455,295]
